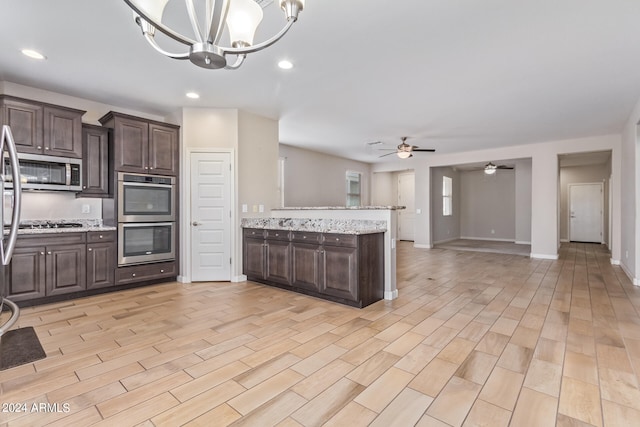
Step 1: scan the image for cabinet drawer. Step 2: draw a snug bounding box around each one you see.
[16,232,86,247]
[244,228,265,239]
[322,233,357,248]
[291,231,320,244]
[265,229,290,241]
[87,231,116,243]
[116,261,176,285]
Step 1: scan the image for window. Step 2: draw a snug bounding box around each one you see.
[346,171,361,207]
[443,176,452,216]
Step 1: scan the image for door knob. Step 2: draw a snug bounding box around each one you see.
[192,221,200,226]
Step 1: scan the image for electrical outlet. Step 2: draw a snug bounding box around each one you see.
[252,205,258,213]
[242,204,248,213]
[82,204,90,214]
[491,229,495,234]
[259,204,264,213]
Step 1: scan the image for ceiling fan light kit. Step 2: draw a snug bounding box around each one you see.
[484,162,497,175]
[378,137,436,159]
[124,0,305,70]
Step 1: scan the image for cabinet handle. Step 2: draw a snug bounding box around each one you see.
[303,236,306,239]
[144,167,149,170]
[47,251,52,255]
[44,147,50,151]
[275,233,279,237]
[40,251,44,255]
[88,248,93,252]
[99,235,103,239]
[160,269,164,273]
[132,273,136,277]
[83,185,87,189]
[150,167,154,170]
[37,146,42,150]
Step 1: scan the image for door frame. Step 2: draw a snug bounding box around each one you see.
[568,182,604,244]
[397,171,416,241]
[179,148,237,283]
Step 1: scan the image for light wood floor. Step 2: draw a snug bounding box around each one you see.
[2,242,640,426]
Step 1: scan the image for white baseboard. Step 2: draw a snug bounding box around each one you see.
[619,262,639,286]
[560,239,570,243]
[232,274,247,283]
[177,275,190,283]
[515,240,531,245]
[413,243,432,249]
[460,236,515,242]
[433,238,458,245]
[530,253,559,260]
[384,289,399,300]
[610,258,620,265]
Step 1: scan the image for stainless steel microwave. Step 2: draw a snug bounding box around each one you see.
[3,153,82,191]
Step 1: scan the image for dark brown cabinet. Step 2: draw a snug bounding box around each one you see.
[99,112,179,176]
[0,96,84,158]
[87,231,115,290]
[45,243,86,296]
[115,261,176,285]
[80,124,110,197]
[243,228,384,308]
[7,233,87,301]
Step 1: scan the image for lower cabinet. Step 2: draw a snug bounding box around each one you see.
[7,231,116,302]
[115,261,176,285]
[243,228,384,308]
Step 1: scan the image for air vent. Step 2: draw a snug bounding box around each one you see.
[254,0,274,8]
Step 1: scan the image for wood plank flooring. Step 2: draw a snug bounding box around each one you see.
[2,242,640,426]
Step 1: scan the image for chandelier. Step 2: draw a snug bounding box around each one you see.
[123,0,305,70]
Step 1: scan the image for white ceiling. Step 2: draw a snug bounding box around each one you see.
[1,0,639,163]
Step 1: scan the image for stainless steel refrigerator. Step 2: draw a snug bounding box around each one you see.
[0,125,22,336]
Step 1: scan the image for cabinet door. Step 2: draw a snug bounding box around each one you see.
[45,244,87,296]
[265,240,291,286]
[81,125,110,196]
[87,242,115,290]
[319,245,358,302]
[243,237,265,280]
[6,247,46,301]
[43,106,83,158]
[114,116,148,173]
[291,242,320,291]
[1,98,43,154]
[148,123,178,176]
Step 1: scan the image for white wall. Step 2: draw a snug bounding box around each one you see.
[431,166,460,243]
[371,172,396,206]
[180,108,279,282]
[460,169,515,241]
[279,144,371,207]
[620,98,640,282]
[404,134,621,259]
[515,159,532,244]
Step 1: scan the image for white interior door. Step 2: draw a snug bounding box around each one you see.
[398,172,415,241]
[190,152,231,281]
[569,183,603,243]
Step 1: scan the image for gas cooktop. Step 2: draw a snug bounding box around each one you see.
[5,222,85,230]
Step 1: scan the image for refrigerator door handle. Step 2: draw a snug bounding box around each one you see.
[1,125,21,266]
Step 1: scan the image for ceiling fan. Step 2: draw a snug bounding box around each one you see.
[377,137,436,159]
[482,162,514,175]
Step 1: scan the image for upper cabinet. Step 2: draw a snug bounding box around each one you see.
[0,96,84,158]
[80,124,110,197]
[99,112,179,176]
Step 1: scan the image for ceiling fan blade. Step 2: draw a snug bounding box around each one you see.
[379,152,398,158]
[412,148,436,152]
[497,165,514,169]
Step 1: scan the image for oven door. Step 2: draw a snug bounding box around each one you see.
[118,181,175,222]
[118,222,175,265]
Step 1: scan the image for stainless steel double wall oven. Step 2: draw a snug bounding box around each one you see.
[117,172,176,265]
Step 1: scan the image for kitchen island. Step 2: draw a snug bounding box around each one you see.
[271,206,403,301]
[242,218,386,308]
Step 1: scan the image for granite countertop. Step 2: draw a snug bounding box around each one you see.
[272,206,405,211]
[241,218,387,235]
[4,219,117,235]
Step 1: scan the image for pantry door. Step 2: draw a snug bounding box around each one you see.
[190,152,232,281]
[569,183,603,243]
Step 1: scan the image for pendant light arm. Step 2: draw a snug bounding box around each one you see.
[186,0,205,43]
[222,18,295,55]
[206,0,229,45]
[224,54,246,70]
[125,0,197,46]
[144,34,190,59]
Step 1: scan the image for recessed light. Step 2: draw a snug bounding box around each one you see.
[21,49,46,60]
[278,60,293,70]
[186,92,200,99]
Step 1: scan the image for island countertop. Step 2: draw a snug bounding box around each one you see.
[272,206,405,211]
[241,218,386,235]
